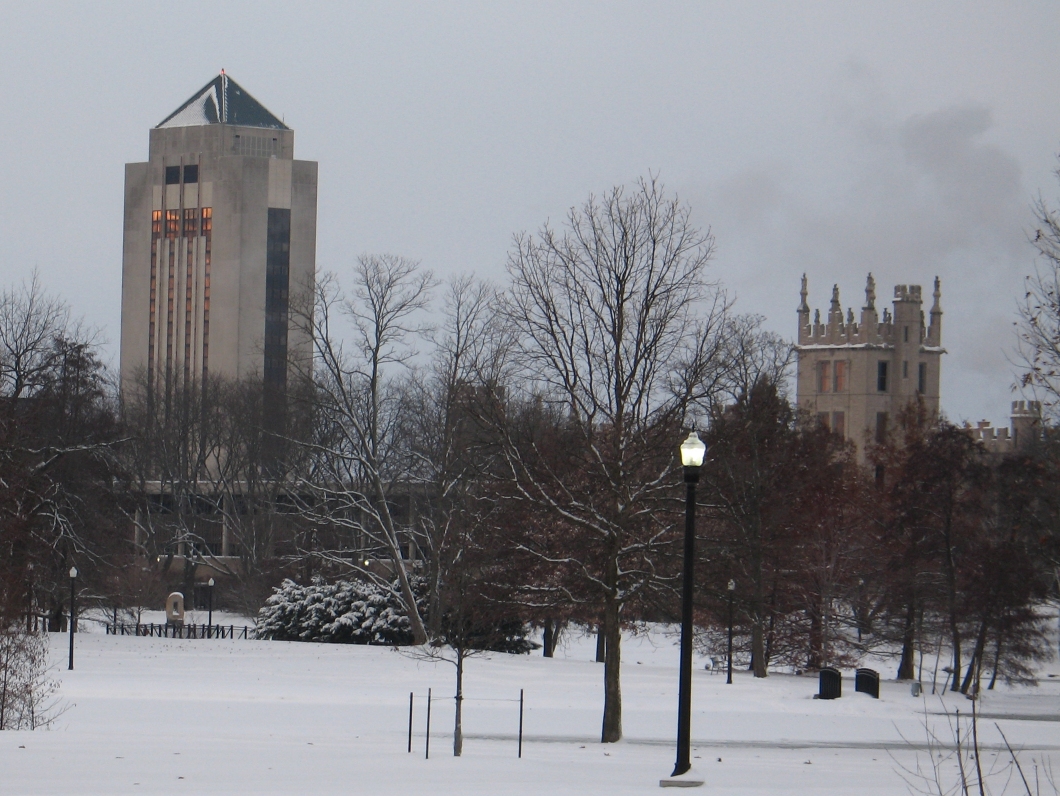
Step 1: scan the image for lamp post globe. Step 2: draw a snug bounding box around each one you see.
[680,431,707,469]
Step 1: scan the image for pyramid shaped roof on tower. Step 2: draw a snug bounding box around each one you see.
[156,72,289,130]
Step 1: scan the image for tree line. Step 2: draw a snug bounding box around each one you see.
[2,175,1060,744]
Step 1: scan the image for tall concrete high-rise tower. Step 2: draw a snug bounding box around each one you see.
[795,274,944,460]
[120,72,317,407]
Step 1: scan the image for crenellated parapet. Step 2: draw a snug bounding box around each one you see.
[797,274,943,352]
[966,401,1042,453]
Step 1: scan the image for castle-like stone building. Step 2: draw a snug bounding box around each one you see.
[795,274,944,458]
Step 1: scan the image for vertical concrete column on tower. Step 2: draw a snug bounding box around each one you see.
[891,285,923,405]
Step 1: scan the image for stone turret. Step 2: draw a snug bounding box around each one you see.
[967,401,1042,453]
[797,273,810,335]
[1011,400,1042,449]
[926,276,942,347]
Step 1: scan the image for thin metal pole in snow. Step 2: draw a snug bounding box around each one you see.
[425,688,432,760]
[518,689,524,758]
[408,692,414,753]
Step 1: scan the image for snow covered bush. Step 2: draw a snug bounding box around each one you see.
[255,576,428,645]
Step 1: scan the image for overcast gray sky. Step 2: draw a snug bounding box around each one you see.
[2,1,1058,425]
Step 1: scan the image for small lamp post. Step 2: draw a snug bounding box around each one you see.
[667,430,706,785]
[207,578,215,638]
[68,566,78,671]
[726,579,736,684]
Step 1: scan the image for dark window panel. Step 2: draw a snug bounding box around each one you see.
[264,207,292,432]
[183,164,198,184]
[165,165,180,185]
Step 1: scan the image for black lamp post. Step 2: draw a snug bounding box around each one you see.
[668,430,706,783]
[207,577,215,638]
[726,579,736,685]
[68,566,78,671]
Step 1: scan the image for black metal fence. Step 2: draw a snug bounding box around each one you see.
[106,623,251,639]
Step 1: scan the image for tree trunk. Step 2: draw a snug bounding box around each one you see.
[453,650,464,757]
[751,620,767,677]
[807,606,823,670]
[600,598,622,742]
[595,619,606,663]
[942,510,962,693]
[182,555,198,613]
[750,564,767,678]
[543,618,554,658]
[389,541,428,645]
[48,604,64,633]
[372,474,428,645]
[897,600,916,680]
[988,628,1002,690]
[426,559,443,640]
[948,622,962,692]
[960,617,988,695]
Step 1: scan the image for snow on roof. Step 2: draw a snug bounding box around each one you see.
[156,72,289,130]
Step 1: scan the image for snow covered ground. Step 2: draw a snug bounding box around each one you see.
[2,624,1059,795]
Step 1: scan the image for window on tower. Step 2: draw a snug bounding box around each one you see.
[165,210,180,238]
[817,361,831,393]
[833,360,847,392]
[877,361,889,392]
[183,164,198,184]
[918,362,927,394]
[831,411,845,438]
[201,207,212,234]
[165,166,180,185]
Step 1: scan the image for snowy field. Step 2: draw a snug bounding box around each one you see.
[2,621,1059,795]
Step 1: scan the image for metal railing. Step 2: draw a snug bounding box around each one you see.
[105,623,251,639]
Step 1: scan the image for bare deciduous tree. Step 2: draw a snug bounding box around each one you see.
[0,272,86,401]
[292,255,435,645]
[499,176,730,742]
[404,274,512,636]
[0,276,121,632]
[1018,164,1060,415]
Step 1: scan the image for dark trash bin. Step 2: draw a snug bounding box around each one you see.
[818,667,842,700]
[855,668,880,698]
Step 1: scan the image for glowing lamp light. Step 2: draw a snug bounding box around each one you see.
[69,567,78,578]
[679,431,707,468]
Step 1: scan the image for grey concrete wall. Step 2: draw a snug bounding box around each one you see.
[120,162,153,392]
[289,159,318,380]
